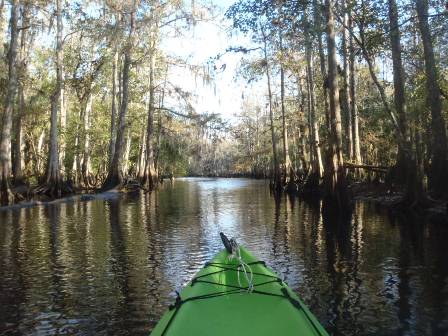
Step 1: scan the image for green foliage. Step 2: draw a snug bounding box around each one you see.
[159,136,189,176]
[1,0,447,190]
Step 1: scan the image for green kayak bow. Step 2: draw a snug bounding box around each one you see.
[150,233,329,336]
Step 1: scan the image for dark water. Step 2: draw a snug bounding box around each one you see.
[1,178,447,336]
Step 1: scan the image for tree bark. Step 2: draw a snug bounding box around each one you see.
[416,0,448,197]
[137,123,146,179]
[45,0,64,197]
[72,122,81,187]
[389,0,409,187]
[304,12,324,187]
[348,10,361,167]
[351,13,403,138]
[313,0,330,131]
[388,0,426,205]
[13,2,30,185]
[279,36,292,186]
[341,0,353,161]
[345,4,411,177]
[103,4,136,190]
[36,130,45,177]
[297,78,309,175]
[81,93,93,187]
[108,13,120,165]
[0,1,5,58]
[123,129,131,177]
[143,46,158,190]
[388,0,409,145]
[154,66,167,173]
[0,0,19,205]
[59,57,66,174]
[13,91,25,184]
[323,0,350,210]
[262,30,281,192]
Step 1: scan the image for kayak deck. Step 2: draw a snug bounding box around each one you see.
[150,246,328,336]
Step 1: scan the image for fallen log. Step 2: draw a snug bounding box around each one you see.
[344,162,389,173]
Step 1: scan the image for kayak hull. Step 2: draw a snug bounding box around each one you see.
[150,247,328,336]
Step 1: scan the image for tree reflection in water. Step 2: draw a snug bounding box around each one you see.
[0,178,447,335]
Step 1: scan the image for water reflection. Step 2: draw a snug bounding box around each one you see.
[1,178,447,335]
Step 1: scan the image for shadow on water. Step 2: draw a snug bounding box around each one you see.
[318,204,448,336]
[320,203,363,335]
[1,178,448,335]
[108,199,132,333]
[271,194,291,281]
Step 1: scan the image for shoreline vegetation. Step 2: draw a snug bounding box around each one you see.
[1,177,447,223]
[0,187,121,212]
[0,1,447,218]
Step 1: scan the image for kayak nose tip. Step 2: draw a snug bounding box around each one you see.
[219,232,233,254]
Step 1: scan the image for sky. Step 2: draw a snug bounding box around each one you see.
[4,0,259,122]
[161,0,258,122]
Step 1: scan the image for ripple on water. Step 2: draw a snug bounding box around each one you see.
[1,179,448,336]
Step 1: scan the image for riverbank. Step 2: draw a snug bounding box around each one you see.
[0,187,123,212]
[349,182,448,223]
[2,179,447,221]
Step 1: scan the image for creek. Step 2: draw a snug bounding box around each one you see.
[1,178,447,335]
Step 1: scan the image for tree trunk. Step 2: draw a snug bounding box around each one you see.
[323,0,350,210]
[341,0,353,161]
[313,0,330,131]
[103,5,136,190]
[81,93,93,187]
[72,124,80,187]
[44,0,64,198]
[349,5,411,189]
[304,12,324,189]
[388,0,409,147]
[297,78,309,175]
[348,3,413,179]
[356,21,402,137]
[59,61,66,174]
[154,66,167,172]
[279,35,292,187]
[388,0,426,205]
[389,0,409,187]
[137,123,146,179]
[416,0,448,197]
[280,58,292,186]
[0,1,5,58]
[348,11,362,167]
[0,0,19,205]
[13,91,25,185]
[262,31,281,192]
[122,129,131,177]
[12,2,30,185]
[108,16,120,164]
[36,130,45,177]
[143,47,158,190]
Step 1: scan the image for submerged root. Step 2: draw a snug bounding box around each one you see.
[0,187,15,206]
[33,180,73,200]
[0,176,18,206]
[299,172,322,198]
[123,178,150,193]
[394,193,442,213]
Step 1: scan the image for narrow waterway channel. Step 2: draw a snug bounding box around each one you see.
[1,178,447,335]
